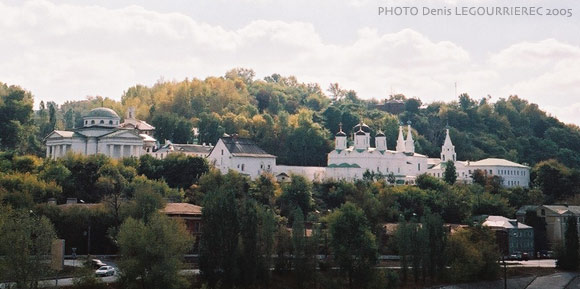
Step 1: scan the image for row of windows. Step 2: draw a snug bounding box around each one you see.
[236,163,272,171]
[375,167,402,174]
[85,119,118,125]
[505,180,521,186]
[499,169,526,176]
[512,230,533,238]
[510,241,533,249]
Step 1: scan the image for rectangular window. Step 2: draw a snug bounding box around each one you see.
[418,163,420,171]
[241,164,245,171]
[221,149,224,155]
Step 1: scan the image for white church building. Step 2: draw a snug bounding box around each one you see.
[326,122,428,184]
[44,107,155,159]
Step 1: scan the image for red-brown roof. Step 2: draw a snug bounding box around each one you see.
[161,203,202,215]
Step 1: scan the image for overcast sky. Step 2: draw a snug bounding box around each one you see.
[1,0,579,125]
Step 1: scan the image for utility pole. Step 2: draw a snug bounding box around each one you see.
[87,224,91,256]
[503,255,507,289]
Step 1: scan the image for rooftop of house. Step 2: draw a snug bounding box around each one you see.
[468,158,529,168]
[542,205,580,215]
[121,118,155,131]
[483,215,532,230]
[161,203,202,215]
[218,136,276,158]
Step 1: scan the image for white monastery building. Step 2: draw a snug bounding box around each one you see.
[426,128,530,187]
[208,136,276,179]
[326,122,428,184]
[276,122,530,187]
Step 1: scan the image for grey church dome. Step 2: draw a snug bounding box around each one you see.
[86,108,120,119]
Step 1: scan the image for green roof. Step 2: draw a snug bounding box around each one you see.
[328,163,361,168]
[85,108,120,119]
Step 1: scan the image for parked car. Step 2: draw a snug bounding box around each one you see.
[509,252,522,260]
[522,252,529,261]
[91,259,107,269]
[95,266,115,277]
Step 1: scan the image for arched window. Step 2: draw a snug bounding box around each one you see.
[100,120,104,124]
[91,120,95,124]
[109,120,113,125]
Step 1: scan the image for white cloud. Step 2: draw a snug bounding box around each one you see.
[0,0,579,125]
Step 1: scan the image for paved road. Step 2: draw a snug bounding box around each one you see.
[507,259,557,268]
[566,275,580,288]
[527,272,577,289]
[38,275,117,288]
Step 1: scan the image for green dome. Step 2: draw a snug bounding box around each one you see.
[85,108,120,119]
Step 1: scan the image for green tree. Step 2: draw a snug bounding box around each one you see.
[126,185,166,223]
[237,199,259,287]
[280,174,313,219]
[117,213,192,289]
[532,159,576,202]
[151,112,193,144]
[250,173,280,207]
[292,207,315,288]
[199,186,239,288]
[445,226,499,282]
[443,161,457,185]
[160,154,208,189]
[0,83,35,152]
[256,207,276,285]
[421,212,447,282]
[329,202,378,289]
[198,112,225,146]
[557,217,579,270]
[0,208,57,289]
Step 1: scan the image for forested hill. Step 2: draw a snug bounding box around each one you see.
[2,68,580,169]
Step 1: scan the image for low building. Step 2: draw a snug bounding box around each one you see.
[151,141,213,159]
[208,136,276,179]
[517,205,580,248]
[482,215,534,256]
[161,203,203,237]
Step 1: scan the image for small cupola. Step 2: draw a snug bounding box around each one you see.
[375,130,387,151]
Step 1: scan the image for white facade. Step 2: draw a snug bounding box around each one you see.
[275,165,326,182]
[426,129,530,187]
[208,137,276,179]
[326,123,428,183]
[45,108,152,159]
[151,142,213,159]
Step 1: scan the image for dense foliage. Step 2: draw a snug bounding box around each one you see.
[4,70,580,287]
